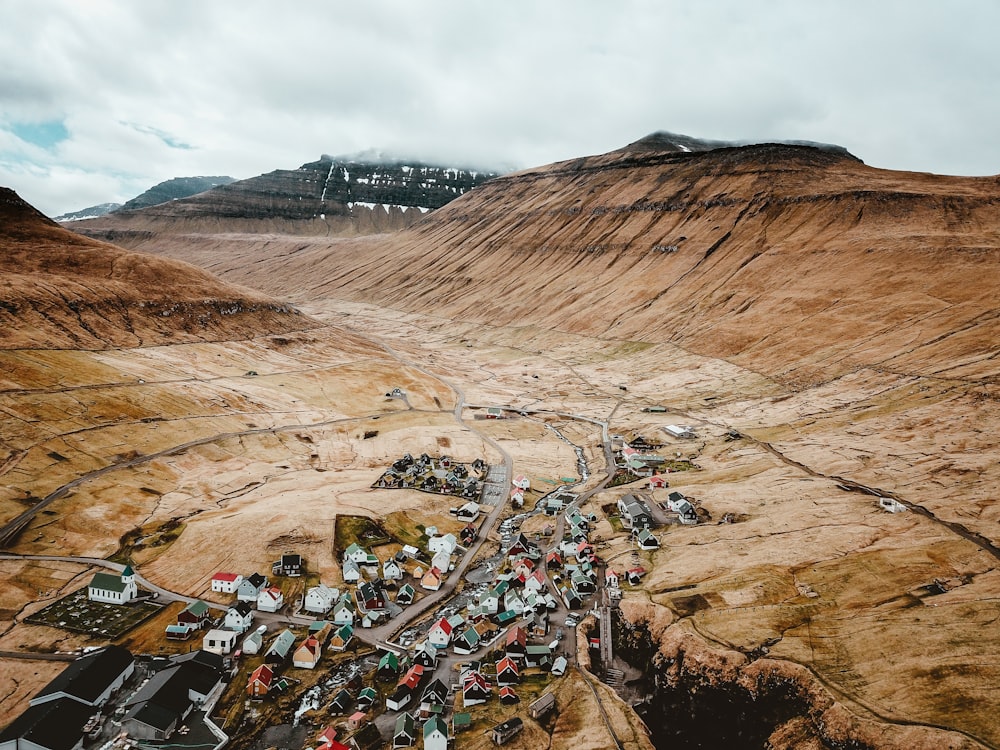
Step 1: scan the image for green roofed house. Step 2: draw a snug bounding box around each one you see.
[88,565,138,604]
[423,716,448,750]
[393,711,416,748]
[452,712,472,734]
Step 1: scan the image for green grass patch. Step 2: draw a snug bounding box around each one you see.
[333,514,393,558]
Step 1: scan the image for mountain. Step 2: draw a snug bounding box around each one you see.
[165,135,998,388]
[53,202,121,222]
[119,175,235,211]
[68,156,501,238]
[0,187,308,349]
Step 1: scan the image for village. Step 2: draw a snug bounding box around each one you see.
[2,411,723,750]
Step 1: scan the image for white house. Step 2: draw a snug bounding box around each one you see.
[304,584,339,614]
[431,549,452,575]
[203,628,238,655]
[257,587,284,613]
[88,565,138,605]
[242,630,264,655]
[664,424,696,439]
[605,569,620,589]
[428,533,458,555]
[342,559,361,584]
[423,717,448,750]
[455,501,480,521]
[512,474,530,490]
[333,595,356,625]
[427,617,454,649]
[383,558,403,581]
[224,601,254,633]
[211,572,243,594]
[343,543,370,565]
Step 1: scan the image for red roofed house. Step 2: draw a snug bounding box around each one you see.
[293,636,322,669]
[512,475,530,490]
[421,567,443,591]
[211,572,243,593]
[649,474,669,489]
[495,656,520,686]
[606,569,620,588]
[427,617,453,648]
[505,626,527,659]
[247,664,273,697]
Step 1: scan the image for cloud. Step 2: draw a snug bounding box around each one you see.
[1,0,999,216]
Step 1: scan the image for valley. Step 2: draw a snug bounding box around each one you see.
[2,136,999,749]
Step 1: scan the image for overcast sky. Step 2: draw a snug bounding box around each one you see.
[2,0,999,217]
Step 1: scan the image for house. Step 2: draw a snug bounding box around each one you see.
[401,544,420,559]
[499,685,519,704]
[0,699,93,750]
[505,626,527,659]
[124,653,224,740]
[879,497,907,513]
[247,664,273,697]
[271,552,305,578]
[455,502,480,521]
[509,490,524,508]
[505,533,535,558]
[211,572,243,593]
[605,569,620,589]
[316,726,339,748]
[420,679,450,713]
[512,474,530,490]
[242,629,264,655]
[224,601,255,633]
[329,624,354,652]
[351,723,383,750]
[626,567,646,585]
[664,424,696,439]
[427,616,454,648]
[460,524,477,545]
[30,644,134,708]
[386,665,424,711]
[619,494,655,529]
[333,594,356,625]
[667,491,698,524]
[356,581,386,612]
[329,688,354,714]
[452,625,481,655]
[491,717,524,745]
[412,642,438,669]
[343,543,371,565]
[342,559,361,583]
[423,717,448,750]
[428,533,458,555]
[377,651,400,680]
[87,565,138,604]
[236,572,268,602]
[452,712,472,735]
[649,473,670,489]
[485,407,504,419]
[305,583,339,614]
[495,656,520,685]
[264,629,296,665]
[461,670,490,706]
[525,645,552,668]
[431,549,451,576]
[636,529,660,550]
[393,712,417,748]
[529,692,556,718]
[396,583,416,605]
[421,567,443,591]
[546,550,563,569]
[356,686,378,711]
[257,587,284,612]
[203,628,238,655]
[551,655,568,675]
[560,584,582,609]
[177,600,212,630]
[383,558,403,581]
[627,457,654,477]
[293,636,322,669]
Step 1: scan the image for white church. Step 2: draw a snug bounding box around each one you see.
[88,564,139,604]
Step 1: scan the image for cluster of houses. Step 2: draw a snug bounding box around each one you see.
[373,454,486,499]
[0,645,228,748]
[613,434,672,479]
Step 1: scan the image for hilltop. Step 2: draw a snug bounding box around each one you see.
[0,187,308,349]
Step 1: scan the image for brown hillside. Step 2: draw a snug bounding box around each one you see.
[115,141,1000,387]
[0,187,309,349]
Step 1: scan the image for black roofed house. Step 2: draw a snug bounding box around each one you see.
[122,653,224,741]
[236,572,268,602]
[329,688,354,714]
[420,678,449,708]
[0,698,93,750]
[491,717,524,745]
[272,552,304,577]
[31,644,134,708]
